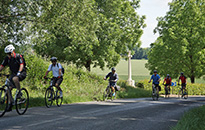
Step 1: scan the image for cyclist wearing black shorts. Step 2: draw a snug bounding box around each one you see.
[178,72,187,92]
[163,74,172,93]
[44,57,63,98]
[148,70,161,96]
[0,44,27,111]
[104,68,118,96]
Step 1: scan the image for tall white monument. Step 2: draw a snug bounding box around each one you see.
[127,51,135,86]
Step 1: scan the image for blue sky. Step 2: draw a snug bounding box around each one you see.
[137,0,172,48]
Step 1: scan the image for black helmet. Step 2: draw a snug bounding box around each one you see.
[153,70,157,73]
[181,72,184,75]
[111,67,116,71]
[50,57,57,62]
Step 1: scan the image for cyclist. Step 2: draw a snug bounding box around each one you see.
[178,72,187,94]
[0,44,27,111]
[163,74,172,95]
[44,57,63,98]
[104,67,118,96]
[148,70,161,97]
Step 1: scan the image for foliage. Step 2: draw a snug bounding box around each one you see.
[132,46,150,59]
[172,105,205,130]
[0,0,41,49]
[146,0,205,83]
[32,0,145,71]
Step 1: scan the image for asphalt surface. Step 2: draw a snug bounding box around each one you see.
[0,96,205,130]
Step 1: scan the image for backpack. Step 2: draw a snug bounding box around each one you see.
[51,63,64,74]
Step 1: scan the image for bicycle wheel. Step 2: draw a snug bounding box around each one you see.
[103,87,109,101]
[183,90,188,99]
[178,89,182,98]
[16,88,29,115]
[56,91,63,107]
[45,87,54,108]
[0,88,8,117]
[152,88,157,101]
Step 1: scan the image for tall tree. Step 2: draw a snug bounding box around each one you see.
[33,0,145,71]
[0,0,41,61]
[146,0,205,83]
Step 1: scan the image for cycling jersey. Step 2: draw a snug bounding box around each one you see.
[151,74,160,85]
[164,77,172,85]
[47,63,63,77]
[1,53,26,74]
[105,72,119,84]
[179,76,186,84]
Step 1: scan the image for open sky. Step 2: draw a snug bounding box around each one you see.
[137,0,172,48]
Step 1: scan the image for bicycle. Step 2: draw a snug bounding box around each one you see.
[44,78,63,108]
[103,81,117,101]
[0,74,29,117]
[152,84,159,101]
[178,84,188,99]
[164,84,170,98]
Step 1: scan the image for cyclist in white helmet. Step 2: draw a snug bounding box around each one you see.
[0,44,27,111]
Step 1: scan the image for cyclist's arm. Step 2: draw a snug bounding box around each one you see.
[115,74,119,82]
[44,71,50,77]
[104,72,111,80]
[18,64,24,72]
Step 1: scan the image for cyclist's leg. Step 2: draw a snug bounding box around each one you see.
[54,77,63,91]
[156,84,159,95]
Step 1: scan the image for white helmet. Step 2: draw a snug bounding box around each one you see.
[4,44,15,53]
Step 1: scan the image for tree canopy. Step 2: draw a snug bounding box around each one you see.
[32,0,146,71]
[146,0,205,83]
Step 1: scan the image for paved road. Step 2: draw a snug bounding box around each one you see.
[0,96,205,130]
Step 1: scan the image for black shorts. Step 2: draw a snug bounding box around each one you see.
[9,71,27,87]
[52,77,63,86]
[181,83,186,88]
[165,84,171,86]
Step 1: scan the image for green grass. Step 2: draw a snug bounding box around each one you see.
[172,105,205,130]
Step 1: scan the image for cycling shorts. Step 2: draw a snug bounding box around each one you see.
[109,82,116,87]
[181,83,186,88]
[52,76,63,86]
[9,71,27,87]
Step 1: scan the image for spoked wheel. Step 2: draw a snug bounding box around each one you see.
[183,90,188,99]
[178,89,182,99]
[103,88,109,101]
[45,88,54,108]
[152,88,158,101]
[0,88,8,117]
[16,88,29,115]
[56,91,63,107]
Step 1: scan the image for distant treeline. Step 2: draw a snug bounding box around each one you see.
[132,47,150,60]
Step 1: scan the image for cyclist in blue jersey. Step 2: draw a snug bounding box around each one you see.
[148,70,161,96]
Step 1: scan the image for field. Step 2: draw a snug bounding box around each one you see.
[92,59,205,84]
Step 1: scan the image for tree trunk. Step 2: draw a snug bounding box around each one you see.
[85,60,91,71]
[191,75,195,84]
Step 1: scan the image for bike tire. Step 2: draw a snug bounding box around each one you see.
[16,88,29,115]
[183,90,188,99]
[45,87,54,108]
[56,91,63,107]
[0,88,8,117]
[178,90,182,99]
[103,89,108,101]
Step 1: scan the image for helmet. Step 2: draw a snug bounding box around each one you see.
[4,44,15,53]
[111,67,116,71]
[50,57,57,62]
[167,74,170,77]
[181,72,184,75]
[153,70,157,73]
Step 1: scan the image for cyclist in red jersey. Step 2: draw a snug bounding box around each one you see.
[178,72,187,93]
[163,74,172,94]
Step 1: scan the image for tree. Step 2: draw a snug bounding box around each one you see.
[132,46,150,59]
[146,0,205,83]
[33,0,145,71]
[0,0,41,61]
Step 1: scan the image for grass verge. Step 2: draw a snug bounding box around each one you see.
[172,105,205,130]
